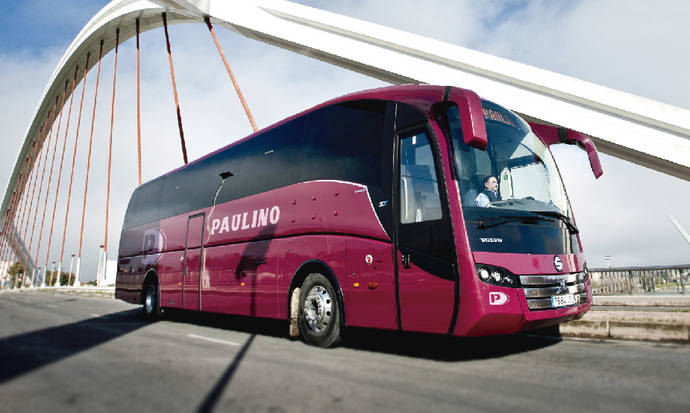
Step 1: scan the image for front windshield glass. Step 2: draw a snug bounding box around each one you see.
[447,101,571,219]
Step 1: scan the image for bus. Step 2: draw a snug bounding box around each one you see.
[116,85,597,347]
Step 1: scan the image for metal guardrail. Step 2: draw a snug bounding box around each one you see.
[590,265,690,295]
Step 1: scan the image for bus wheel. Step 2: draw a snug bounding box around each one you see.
[143,280,161,320]
[298,273,341,347]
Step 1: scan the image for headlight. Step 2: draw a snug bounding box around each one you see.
[475,264,520,287]
[581,264,590,282]
[478,268,491,281]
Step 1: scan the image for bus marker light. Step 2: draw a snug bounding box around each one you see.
[334,211,338,216]
[368,281,378,290]
[241,282,246,287]
[353,282,360,288]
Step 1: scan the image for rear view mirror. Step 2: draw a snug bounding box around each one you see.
[446,88,488,150]
[529,122,603,179]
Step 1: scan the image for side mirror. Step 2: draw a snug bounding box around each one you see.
[446,88,488,150]
[529,122,603,179]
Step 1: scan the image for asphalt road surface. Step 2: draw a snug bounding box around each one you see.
[1,291,689,412]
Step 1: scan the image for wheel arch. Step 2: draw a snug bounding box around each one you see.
[288,259,347,328]
[140,268,159,304]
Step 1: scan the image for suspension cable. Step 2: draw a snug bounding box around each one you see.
[32,95,62,286]
[136,18,143,186]
[104,29,119,254]
[1,110,51,268]
[0,116,46,284]
[16,140,42,286]
[0,134,34,267]
[5,155,31,287]
[58,53,90,275]
[19,126,47,283]
[78,40,104,262]
[25,114,54,278]
[163,12,188,164]
[205,17,258,133]
[9,139,39,286]
[44,67,79,284]
[5,148,35,286]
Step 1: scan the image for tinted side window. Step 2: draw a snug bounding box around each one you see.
[301,101,386,190]
[216,116,305,204]
[159,162,212,221]
[125,178,163,228]
[123,188,139,229]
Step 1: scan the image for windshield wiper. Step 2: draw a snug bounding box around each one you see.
[528,210,579,234]
[476,214,555,229]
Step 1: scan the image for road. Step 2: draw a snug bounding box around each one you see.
[1,291,689,412]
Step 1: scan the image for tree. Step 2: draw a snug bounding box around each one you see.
[42,269,75,286]
[7,261,24,288]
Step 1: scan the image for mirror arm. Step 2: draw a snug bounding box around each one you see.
[445,87,488,150]
[528,122,603,179]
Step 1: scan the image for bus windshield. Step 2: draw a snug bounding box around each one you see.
[447,101,572,222]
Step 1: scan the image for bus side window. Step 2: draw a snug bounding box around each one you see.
[124,178,164,228]
[399,131,442,223]
[301,101,386,190]
[136,178,164,227]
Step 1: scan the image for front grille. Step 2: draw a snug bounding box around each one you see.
[521,272,587,311]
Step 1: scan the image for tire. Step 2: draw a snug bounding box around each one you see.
[142,279,161,320]
[298,273,342,347]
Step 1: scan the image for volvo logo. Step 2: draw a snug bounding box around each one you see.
[553,256,563,272]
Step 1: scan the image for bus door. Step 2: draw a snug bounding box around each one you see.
[396,128,458,334]
[183,213,205,310]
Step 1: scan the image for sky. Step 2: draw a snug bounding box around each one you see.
[0,0,689,281]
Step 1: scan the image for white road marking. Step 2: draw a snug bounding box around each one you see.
[187,333,241,347]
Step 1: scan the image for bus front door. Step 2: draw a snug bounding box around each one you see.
[183,213,205,310]
[396,129,457,333]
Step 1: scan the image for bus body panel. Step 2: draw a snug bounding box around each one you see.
[344,237,397,330]
[472,251,585,274]
[158,250,183,309]
[116,255,145,304]
[397,251,456,333]
[203,180,389,249]
[279,236,348,320]
[202,238,279,317]
[453,251,591,336]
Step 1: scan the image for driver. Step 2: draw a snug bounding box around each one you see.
[475,175,500,207]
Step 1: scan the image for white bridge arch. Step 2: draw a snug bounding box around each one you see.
[3,0,690,234]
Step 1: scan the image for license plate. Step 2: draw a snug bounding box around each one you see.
[551,294,577,308]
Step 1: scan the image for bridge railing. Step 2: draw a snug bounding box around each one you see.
[590,265,690,295]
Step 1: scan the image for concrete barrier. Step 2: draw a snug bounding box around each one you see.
[562,319,689,343]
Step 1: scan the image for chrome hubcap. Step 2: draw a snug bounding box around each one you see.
[303,285,332,333]
[145,286,155,314]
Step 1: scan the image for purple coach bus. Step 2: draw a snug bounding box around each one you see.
[116,85,598,347]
